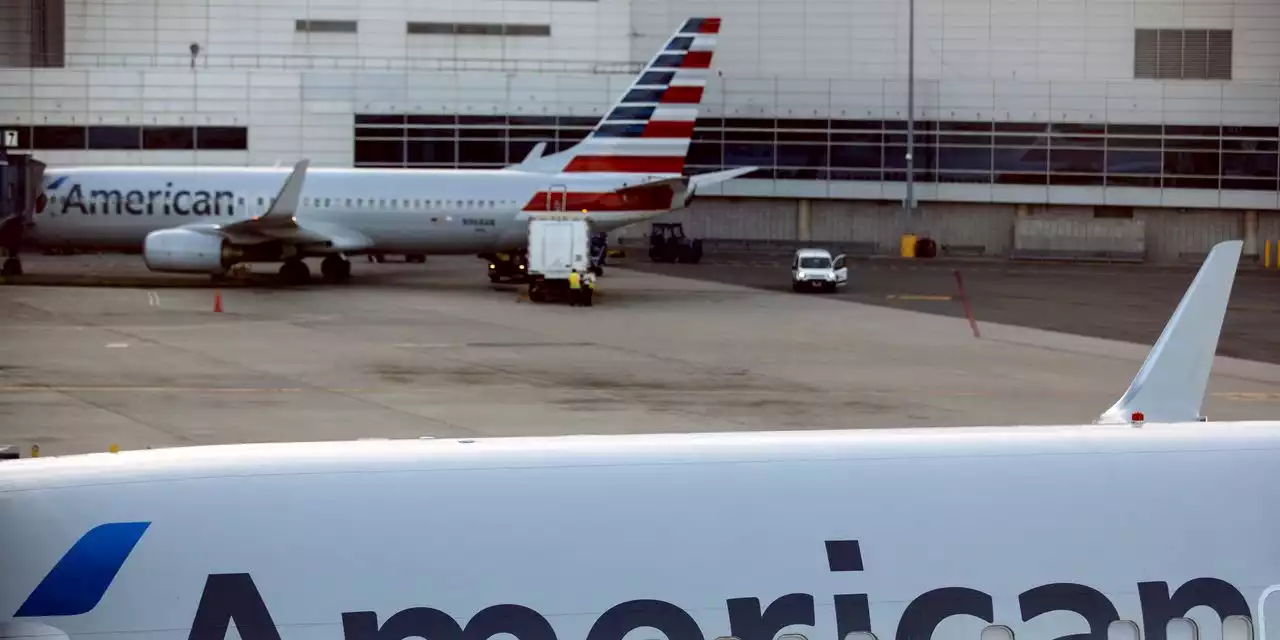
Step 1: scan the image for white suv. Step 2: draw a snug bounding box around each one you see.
[791,248,848,293]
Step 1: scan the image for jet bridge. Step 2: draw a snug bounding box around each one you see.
[0,148,47,276]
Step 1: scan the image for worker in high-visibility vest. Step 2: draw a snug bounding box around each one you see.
[581,270,595,307]
[568,269,582,306]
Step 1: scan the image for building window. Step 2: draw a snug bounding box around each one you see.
[353,113,1280,193]
[2,124,248,152]
[88,126,140,150]
[1135,29,1232,80]
[407,22,550,37]
[142,127,195,150]
[296,19,358,33]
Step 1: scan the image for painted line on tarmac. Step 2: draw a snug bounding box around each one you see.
[0,386,315,393]
[1212,392,1280,401]
[886,294,953,301]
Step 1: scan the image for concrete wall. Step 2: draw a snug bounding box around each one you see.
[62,0,633,66]
[615,197,1266,263]
[630,0,1280,83]
[0,0,1276,223]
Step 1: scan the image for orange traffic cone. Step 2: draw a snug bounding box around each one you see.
[213,291,223,312]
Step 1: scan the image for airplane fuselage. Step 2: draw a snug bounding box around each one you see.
[31,166,685,255]
[3,423,1280,640]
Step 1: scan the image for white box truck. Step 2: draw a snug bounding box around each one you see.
[526,215,593,303]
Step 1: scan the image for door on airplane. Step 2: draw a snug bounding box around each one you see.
[546,184,567,212]
[1254,584,1280,640]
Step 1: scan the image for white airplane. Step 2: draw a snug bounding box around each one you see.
[22,17,752,284]
[2,240,1277,640]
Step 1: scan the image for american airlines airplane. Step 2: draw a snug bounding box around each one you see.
[23,17,752,284]
[2,240,1278,640]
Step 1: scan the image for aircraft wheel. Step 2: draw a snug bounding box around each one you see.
[1,257,22,276]
[279,259,311,285]
[321,256,352,282]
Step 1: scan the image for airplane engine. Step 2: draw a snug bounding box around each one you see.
[142,228,242,274]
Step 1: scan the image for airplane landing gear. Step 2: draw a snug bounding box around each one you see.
[279,259,311,285]
[1,257,22,277]
[321,255,352,283]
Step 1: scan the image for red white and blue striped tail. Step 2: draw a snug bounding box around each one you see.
[518,17,720,177]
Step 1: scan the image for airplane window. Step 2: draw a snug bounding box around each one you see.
[357,198,363,206]
[237,197,245,205]
[379,199,386,207]
[303,198,309,206]
[980,626,1014,640]
[1107,620,1140,640]
[390,200,397,209]
[402,200,409,207]
[1223,616,1253,640]
[325,198,331,207]
[345,198,352,207]
[1165,618,1198,640]
[257,197,264,206]
[488,200,495,208]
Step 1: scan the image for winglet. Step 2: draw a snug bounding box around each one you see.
[506,143,548,170]
[522,142,547,164]
[1095,240,1243,425]
[257,159,309,221]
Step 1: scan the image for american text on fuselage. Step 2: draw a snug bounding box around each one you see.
[184,540,1255,640]
[50,183,237,217]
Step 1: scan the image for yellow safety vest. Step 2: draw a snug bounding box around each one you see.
[569,272,581,289]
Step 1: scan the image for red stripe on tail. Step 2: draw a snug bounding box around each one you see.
[680,51,713,69]
[563,156,686,173]
[641,120,696,138]
[698,18,722,34]
[660,86,705,104]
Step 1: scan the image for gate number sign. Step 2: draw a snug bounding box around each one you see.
[2,130,16,147]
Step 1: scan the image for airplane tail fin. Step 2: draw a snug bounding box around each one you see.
[1095,240,1243,425]
[518,18,721,176]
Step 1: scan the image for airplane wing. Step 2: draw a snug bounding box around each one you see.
[181,159,373,253]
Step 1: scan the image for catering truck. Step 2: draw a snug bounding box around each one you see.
[526,215,593,303]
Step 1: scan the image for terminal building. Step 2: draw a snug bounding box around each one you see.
[1,0,1278,262]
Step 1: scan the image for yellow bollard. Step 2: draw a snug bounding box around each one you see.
[30,444,39,458]
[1265,240,1272,269]
[900,234,918,258]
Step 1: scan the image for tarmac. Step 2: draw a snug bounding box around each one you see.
[1,252,1278,457]
[628,252,1280,364]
